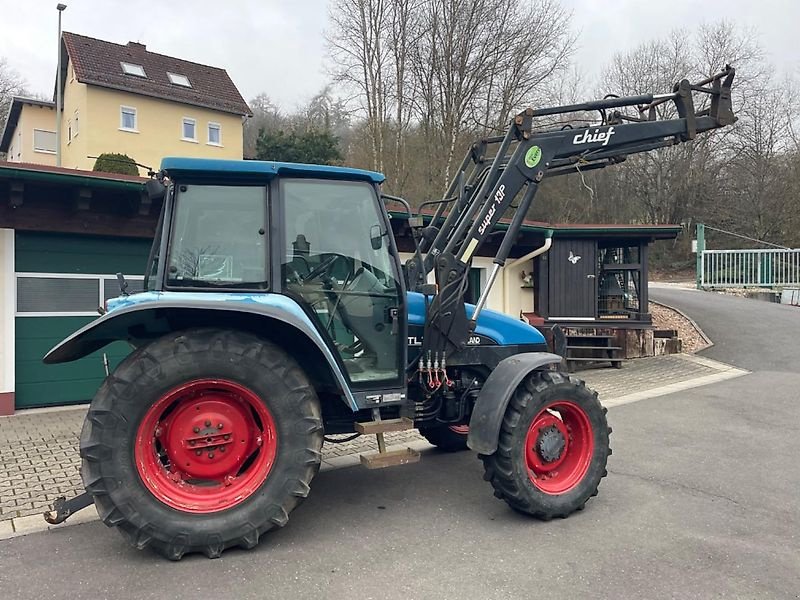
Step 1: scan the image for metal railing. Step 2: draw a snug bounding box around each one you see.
[701,248,800,288]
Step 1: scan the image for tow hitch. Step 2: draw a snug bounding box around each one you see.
[43,492,94,525]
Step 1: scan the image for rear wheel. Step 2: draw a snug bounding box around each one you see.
[80,328,323,560]
[421,424,470,452]
[480,371,610,519]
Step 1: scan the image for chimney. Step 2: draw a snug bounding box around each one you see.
[128,41,146,51]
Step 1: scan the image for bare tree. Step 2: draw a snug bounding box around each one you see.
[718,73,800,243]
[387,0,421,192]
[327,0,574,196]
[328,0,393,172]
[590,24,768,229]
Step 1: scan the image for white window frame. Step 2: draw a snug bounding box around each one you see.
[207,122,222,146]
[73,109,79,138]
[120,62,147,77]
[32,129,57,154]
[181,117,197,142]
[15,272,145,317]
[119,105,138,133]
[167,72,191,87]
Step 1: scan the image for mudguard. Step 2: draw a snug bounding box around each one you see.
[467,352,563,455]
[43,291,358,410]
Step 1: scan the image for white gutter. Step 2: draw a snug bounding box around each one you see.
[503,230,553,315]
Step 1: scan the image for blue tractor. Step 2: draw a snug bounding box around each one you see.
[43,68,736,559]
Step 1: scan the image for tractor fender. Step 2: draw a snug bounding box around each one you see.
[467,352,563,455]
[43,293,359,410]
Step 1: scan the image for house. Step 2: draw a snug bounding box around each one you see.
[0,32,251,173]
[0,98,58,165]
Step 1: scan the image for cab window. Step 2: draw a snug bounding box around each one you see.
[167,185,268,288]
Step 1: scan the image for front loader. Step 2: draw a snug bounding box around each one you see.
[43,67,736,559]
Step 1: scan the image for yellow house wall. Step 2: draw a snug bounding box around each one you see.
[67,84,243,174]
[59,62,89,170]
[5,103,58,166]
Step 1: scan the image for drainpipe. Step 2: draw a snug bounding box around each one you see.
[503,229,553,315]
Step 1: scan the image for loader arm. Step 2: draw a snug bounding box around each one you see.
[411,67,736,360]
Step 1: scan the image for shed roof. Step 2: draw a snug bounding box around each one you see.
[0,161,147,191]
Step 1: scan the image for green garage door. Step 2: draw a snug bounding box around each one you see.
[14,232,151,409]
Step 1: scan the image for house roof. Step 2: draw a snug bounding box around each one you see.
[60,32,251,117]
[0,97,56,153]
[0,161,147,191]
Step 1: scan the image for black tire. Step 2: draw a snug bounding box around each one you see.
[480,371,610,519]
[80,328,323,560]
[421,424,470,452]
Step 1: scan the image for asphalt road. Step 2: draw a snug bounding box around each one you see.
[650,285,800,372]
[2,287,799,599]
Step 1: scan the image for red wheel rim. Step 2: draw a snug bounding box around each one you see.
[448,424,469,435]
[524,401,593,495]
[134,379,277,513]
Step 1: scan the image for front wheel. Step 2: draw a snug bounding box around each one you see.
[80,328,323,560]
[421,424,470,452]
[480,371,610,519]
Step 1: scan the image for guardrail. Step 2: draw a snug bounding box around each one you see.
[701,248,800,288]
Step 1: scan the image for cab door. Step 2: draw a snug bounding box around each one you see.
[279,179,405,392]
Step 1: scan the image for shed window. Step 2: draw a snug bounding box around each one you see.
[598,245,644,318]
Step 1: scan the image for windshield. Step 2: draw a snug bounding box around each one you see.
[166,184,268,288]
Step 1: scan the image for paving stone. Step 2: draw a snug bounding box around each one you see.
[0,353,733,524]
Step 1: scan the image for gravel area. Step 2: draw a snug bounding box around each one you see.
[649,301,708,353]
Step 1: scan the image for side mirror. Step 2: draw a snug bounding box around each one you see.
[144,178,166,202]
[370,225,383,250]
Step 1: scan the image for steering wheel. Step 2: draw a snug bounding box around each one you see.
[302,253,346,284]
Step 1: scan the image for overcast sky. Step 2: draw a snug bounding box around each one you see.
[1,0,799,110]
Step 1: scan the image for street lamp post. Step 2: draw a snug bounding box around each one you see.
[55,3,67,167]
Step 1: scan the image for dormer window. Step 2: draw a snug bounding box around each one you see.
[168,72,192,87]
[121,62,146,77]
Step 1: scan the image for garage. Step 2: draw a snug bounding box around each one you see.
[14,231,149,408]
[0,162,157,413]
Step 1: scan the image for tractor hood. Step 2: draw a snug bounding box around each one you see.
[406,292,545,346]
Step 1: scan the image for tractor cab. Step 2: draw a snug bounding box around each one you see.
[143,158,407,397]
